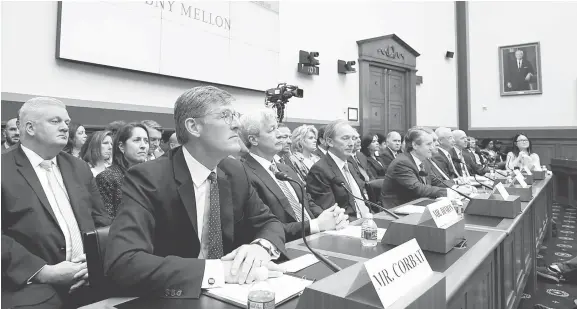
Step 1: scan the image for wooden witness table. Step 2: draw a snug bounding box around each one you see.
[81,175,553,309]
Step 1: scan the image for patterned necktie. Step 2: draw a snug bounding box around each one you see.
[270,164,309,222]
[342,164,370,217]
[459,153,471,177]
[418,163,427,184]
[39,160,84,260]
[206,172,224,259]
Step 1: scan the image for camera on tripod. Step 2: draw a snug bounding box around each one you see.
[264,83,303,122]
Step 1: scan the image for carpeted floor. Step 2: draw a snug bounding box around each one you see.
[518,203,577,309]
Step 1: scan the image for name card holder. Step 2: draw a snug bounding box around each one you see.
[490,173,509,185]
[533,170,546,180]
[521,173,534,185]
[296,260,446,309]
[504,183,533,202]
[465,193,522,218]
[381,213,465,254]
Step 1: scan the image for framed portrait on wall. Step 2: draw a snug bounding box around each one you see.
[499,42,542,96]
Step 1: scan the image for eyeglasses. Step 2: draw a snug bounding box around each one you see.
[516,139,529,143]
[195,109,240,125]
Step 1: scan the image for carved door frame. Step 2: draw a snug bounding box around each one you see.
[357,34,420,136]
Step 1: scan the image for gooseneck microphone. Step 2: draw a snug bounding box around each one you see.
[418,171,474,200]
[332,177,400,220]
[473,174,494,191]
[274,172,342,273]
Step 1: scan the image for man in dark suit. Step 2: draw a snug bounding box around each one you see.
[380,128,448,208]
[433,127,460,179]
[505,49,535,92]
[274,124,299,176]
[2,97,111,309]
[452,130,489,177]
[307,120,370,218]
[2,118,20,154]
[312,125,328,159]
[377,131,402,170]
[104,86,286,299]
[348,131,370,182]
[424,129,455,188]
[239,109,348,242]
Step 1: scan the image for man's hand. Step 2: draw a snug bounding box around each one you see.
[221,244,271,284]
[525,73,532,81]
[317,205,343,232]
[34,261,86,286]
[223,261,285,284]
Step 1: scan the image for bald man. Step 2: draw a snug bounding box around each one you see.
[378,131,402,170]
[2,118,20,154]
[432,127,460,179]
[168,132,180,149]
[452,130,489,177]
[423,129,455,187]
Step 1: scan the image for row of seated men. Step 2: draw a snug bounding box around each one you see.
[1,86,542,308]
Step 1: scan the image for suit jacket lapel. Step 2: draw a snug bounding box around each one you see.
[13,146,58,225]
[406,153,425,185]
[245,155,296,219]
[173,149,199,236]
[326,153,358,203]
[217,168,234,245]
[56,154,91,231]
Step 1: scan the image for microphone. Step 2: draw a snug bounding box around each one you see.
[274,172,342,273]
[332,177,400,220]
[473,174,494,191]
[418,171,474,200]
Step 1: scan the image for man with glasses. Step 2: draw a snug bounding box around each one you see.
[105,86,287,299]
[307,120,370,219]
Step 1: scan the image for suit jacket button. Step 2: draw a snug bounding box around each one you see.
[176,290,182,296]
[59,247,65,251]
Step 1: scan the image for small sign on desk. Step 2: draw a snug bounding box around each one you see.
[364,239,433,308]
[419,199,459,228]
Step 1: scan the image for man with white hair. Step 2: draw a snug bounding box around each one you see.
[105,86,286,299]
[378,131,402,169]
[307,120,370,219]
[433,127,461,179]
[239,109,348,241]
[2,97,110,308]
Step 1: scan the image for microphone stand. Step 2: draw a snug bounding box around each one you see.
[473,174,494,191]
[335,182,400,219]
[275,173,342,273]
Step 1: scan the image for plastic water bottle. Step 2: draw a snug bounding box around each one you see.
[361,213,378,247]
[506,175,513,186]
[248,281,275,309]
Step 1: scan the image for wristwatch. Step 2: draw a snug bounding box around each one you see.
[251,239,280,258]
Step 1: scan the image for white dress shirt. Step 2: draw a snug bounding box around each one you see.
[328,151,370,217]
[387,147,398,158]
[250,153,319,233]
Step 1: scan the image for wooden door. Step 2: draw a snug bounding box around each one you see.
[387,69,406,133]
[368,66,386,135]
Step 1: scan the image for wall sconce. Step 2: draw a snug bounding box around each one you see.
[445,51,454,59]
[338,60,356,74]
[348,107,359,121]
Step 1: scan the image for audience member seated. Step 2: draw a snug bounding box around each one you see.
[380,128,448,208]
[480,138,499,165]
[289,125,321,182]
[239,109,348,241]
[307,120,370,219]
[494,139,509,164]
[348,131,370,182]
[433,127,461,179]
[361,134,387,180]
[104,86,286,299]
[2,97,110,309]
[377,131,402,170]
[467,137,484,165]
[313,125,328,159]
[2,117,19,154]
[452,130,489,176]
[168,132,180,149]
[80,130,113,176]
[96,123,149,219]
[506,133,541,171]
[141,119,164,160]
[63,122,87,158]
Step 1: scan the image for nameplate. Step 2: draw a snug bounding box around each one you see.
[364,239,433,308]
[513,169,523,178]
[515,174,528,188]
[494,182,510,199]
[523,166,533,175]
[418,199,458,228]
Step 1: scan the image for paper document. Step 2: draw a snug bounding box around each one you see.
[204,275,313,308]
[394,205,426,215]
[325,225,386,241]
[280,254,319,273]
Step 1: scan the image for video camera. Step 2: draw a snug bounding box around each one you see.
[264,83,303,122]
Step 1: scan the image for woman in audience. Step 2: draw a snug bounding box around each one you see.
[80,130,113,176]
[289,125,321,182]
[506,133,541,171]
[360,134,387,180]
[96,123,149,219]
[63,122,87,157]
[479,139,497,163]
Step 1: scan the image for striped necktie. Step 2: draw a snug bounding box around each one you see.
[39,160,84,260]
[270,164,309,221]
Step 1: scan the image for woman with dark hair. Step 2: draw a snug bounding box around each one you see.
[80,130,113,176]
[63,122,87,157]
[96,123,149,219]
[506,133,541,171]
[360,134,386,180]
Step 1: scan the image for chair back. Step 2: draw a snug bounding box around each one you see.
[366,179,384,205]
[82,226,110,291]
